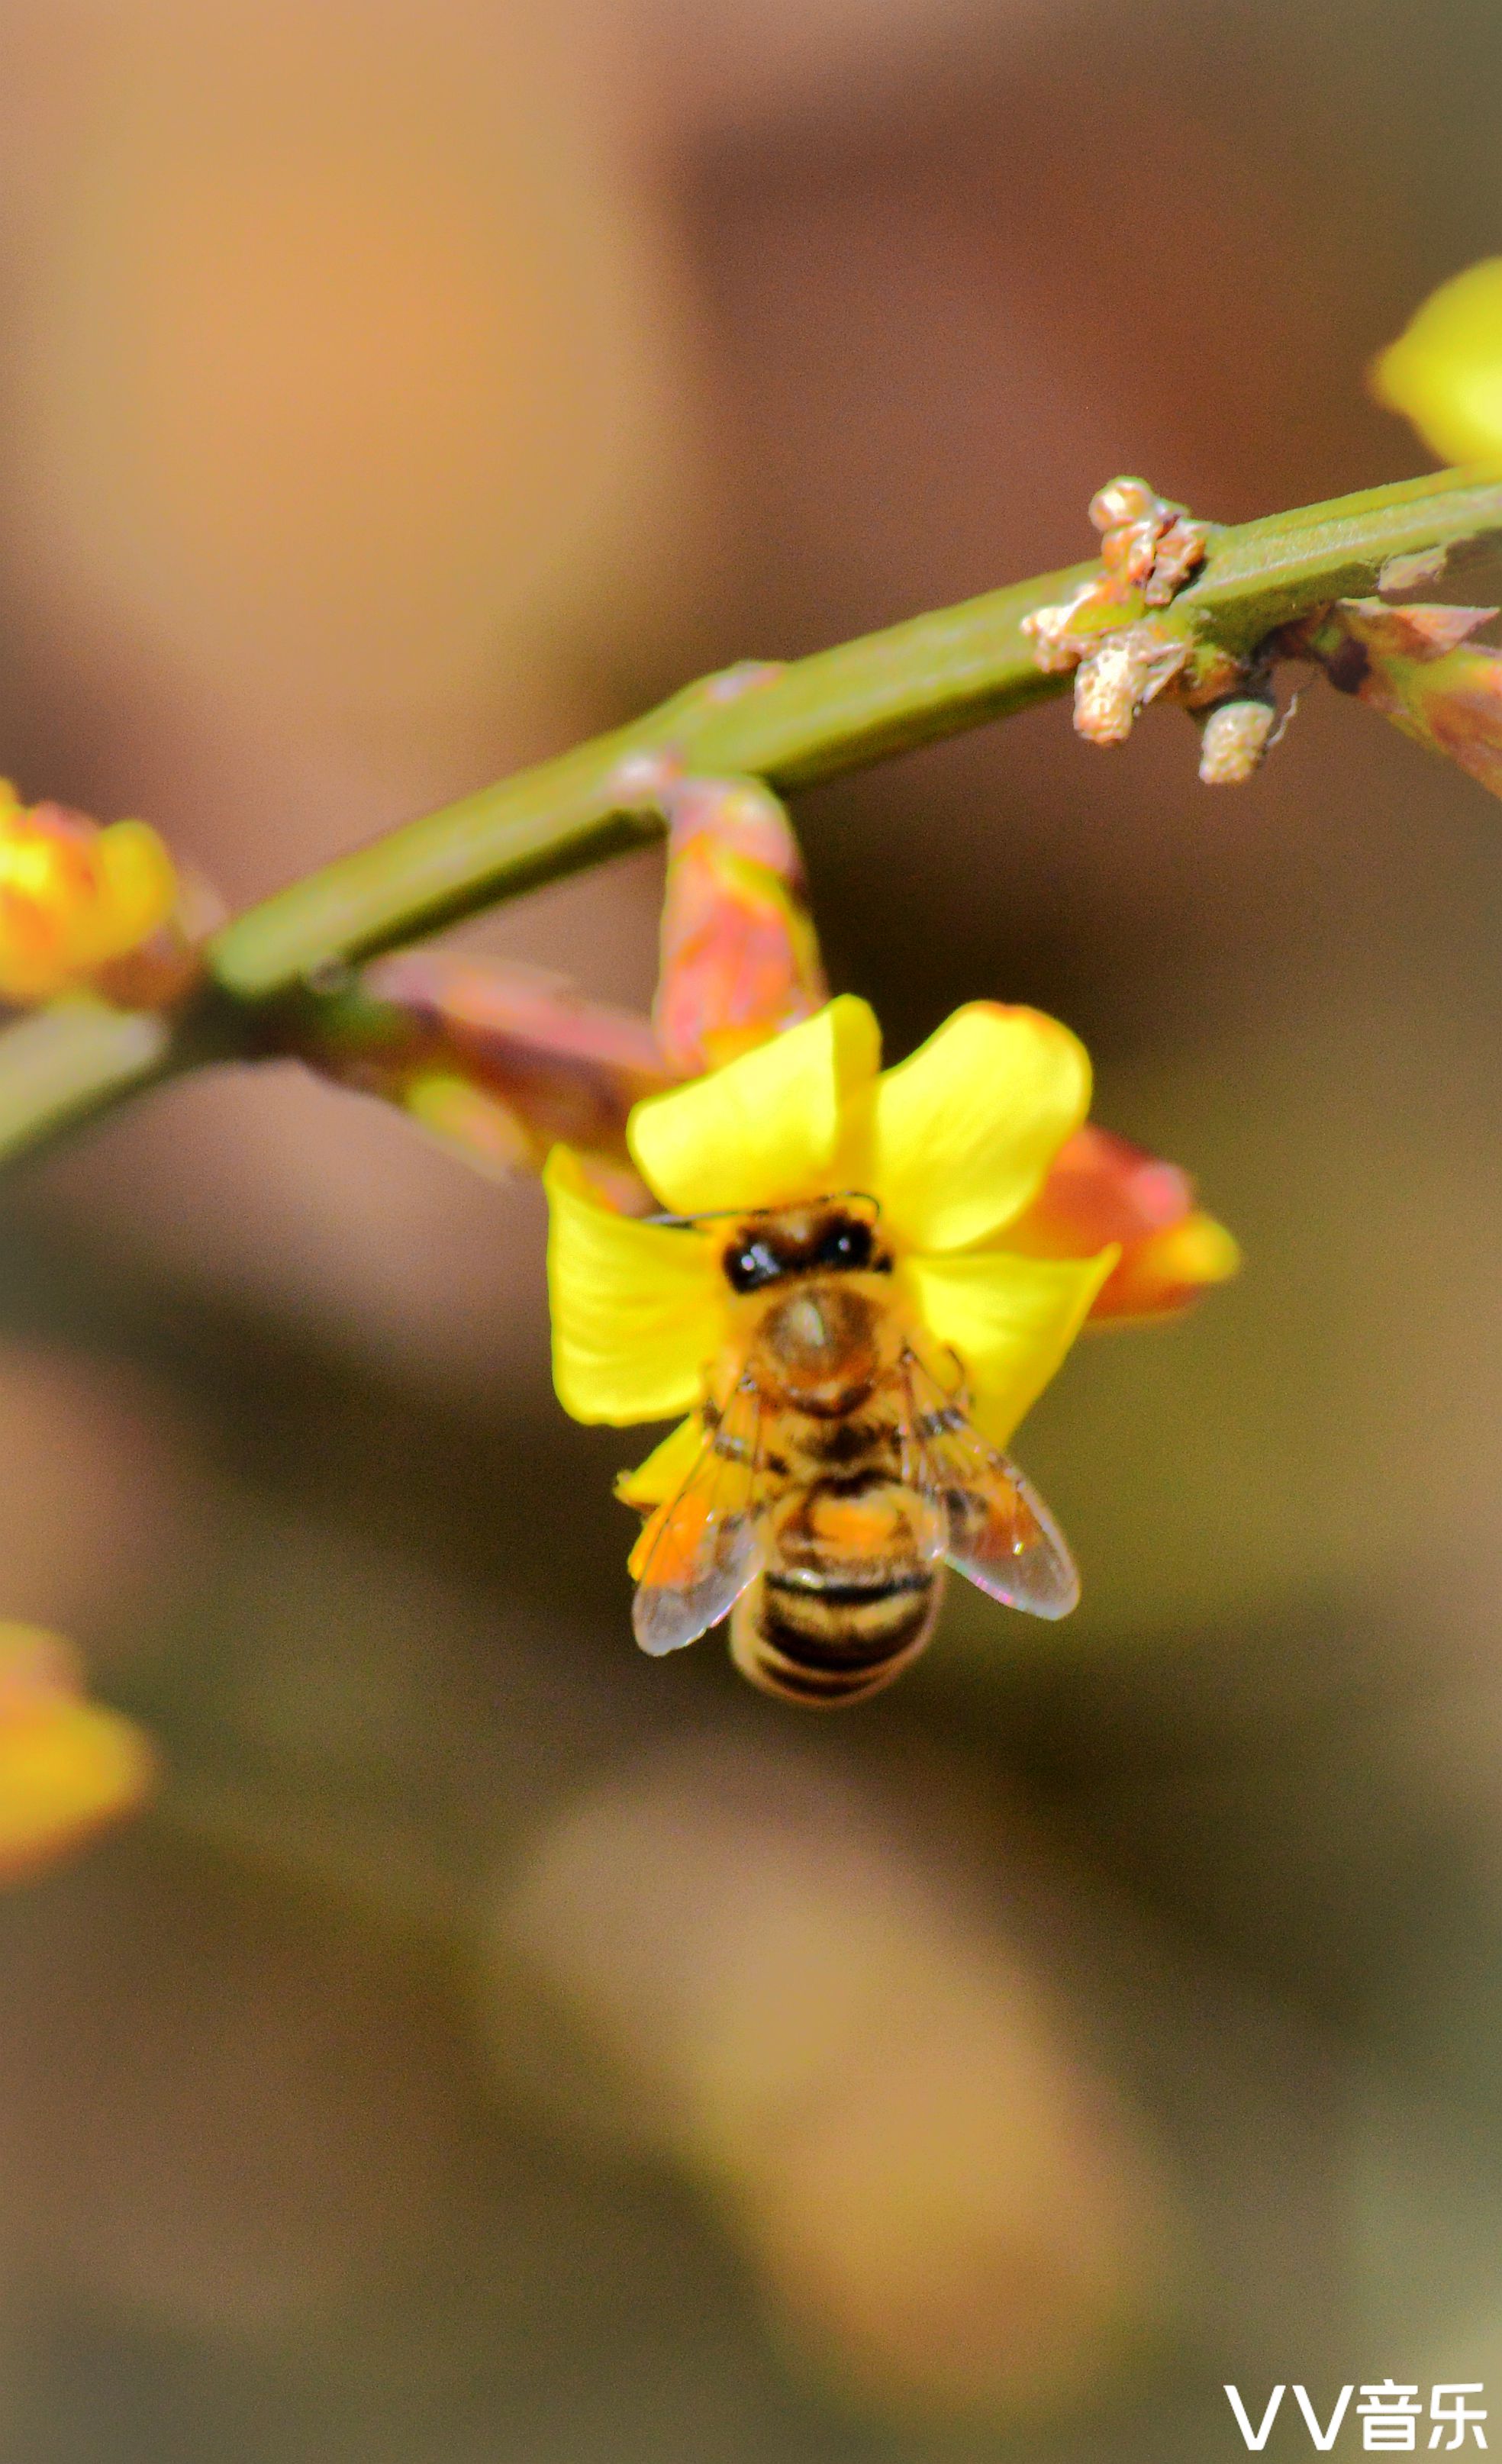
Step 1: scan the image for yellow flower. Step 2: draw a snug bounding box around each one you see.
[1371,260,1502,465]
[544,996,1120,1505]
[0,786,178,1005]
[0,1624,155,1883]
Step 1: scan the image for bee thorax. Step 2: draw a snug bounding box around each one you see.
[756,1280,878,1409]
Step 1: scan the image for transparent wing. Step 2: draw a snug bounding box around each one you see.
[631,1379,766,1656]
[899,1351,1079,1621]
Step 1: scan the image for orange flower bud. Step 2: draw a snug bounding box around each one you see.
[653,778,827,1075]
[1007,1122,1239,1322]
[1089,1208,1242,1322]
[321,952,675,1186]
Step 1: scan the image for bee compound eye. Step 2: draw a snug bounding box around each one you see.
[814,1216,874,1271]
[724,1237,784,1293]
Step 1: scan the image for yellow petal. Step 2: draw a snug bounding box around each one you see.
[614,1415,702,1510]
[1371,260,1502,465]
[902,1243,1118,1451]
[872,1003,1092,1253]
[627,995,881,1216]
[92,820,179,958]
[0,1625,155,1883]
[0,1702,155,1880]
[545,1148,723,1425]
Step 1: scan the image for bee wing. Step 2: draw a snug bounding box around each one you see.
[631,1380,766,1657]
[901,1354,1079,1621]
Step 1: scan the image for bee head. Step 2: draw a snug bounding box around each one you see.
[720,1200,888,1295]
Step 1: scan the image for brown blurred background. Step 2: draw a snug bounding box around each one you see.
[0,1,1499,2456]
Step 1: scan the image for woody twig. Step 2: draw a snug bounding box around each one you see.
[0,465,1500,1167]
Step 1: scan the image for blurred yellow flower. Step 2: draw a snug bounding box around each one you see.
[0,1623,155,1883]
[545,995,1119,1483]
[1371,260,1502,464]
[0,785,178,1003]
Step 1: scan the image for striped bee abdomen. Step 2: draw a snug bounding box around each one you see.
[730,1458,945,1705]
[730,1565,943,1705]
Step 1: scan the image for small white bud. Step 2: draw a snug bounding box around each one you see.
[1073,625,1188,746]
[1197,697,1278,784]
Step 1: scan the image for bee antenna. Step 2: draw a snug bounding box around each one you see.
[637,1192,882,1229]
[637,1205,752,1227]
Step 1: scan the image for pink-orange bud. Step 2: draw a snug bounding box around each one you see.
[653,778,827,1075]
[1008,1123,1239,1322]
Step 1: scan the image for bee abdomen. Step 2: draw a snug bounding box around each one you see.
[730,1567,943,1707]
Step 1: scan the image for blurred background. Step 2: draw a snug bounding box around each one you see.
[0,0,1497,2456]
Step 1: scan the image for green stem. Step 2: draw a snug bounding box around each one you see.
[2,463,1500,1168]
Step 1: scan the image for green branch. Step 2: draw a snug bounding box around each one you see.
[2,463,1500,1169]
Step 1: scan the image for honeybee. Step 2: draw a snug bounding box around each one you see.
[630,1197,1078,1705]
